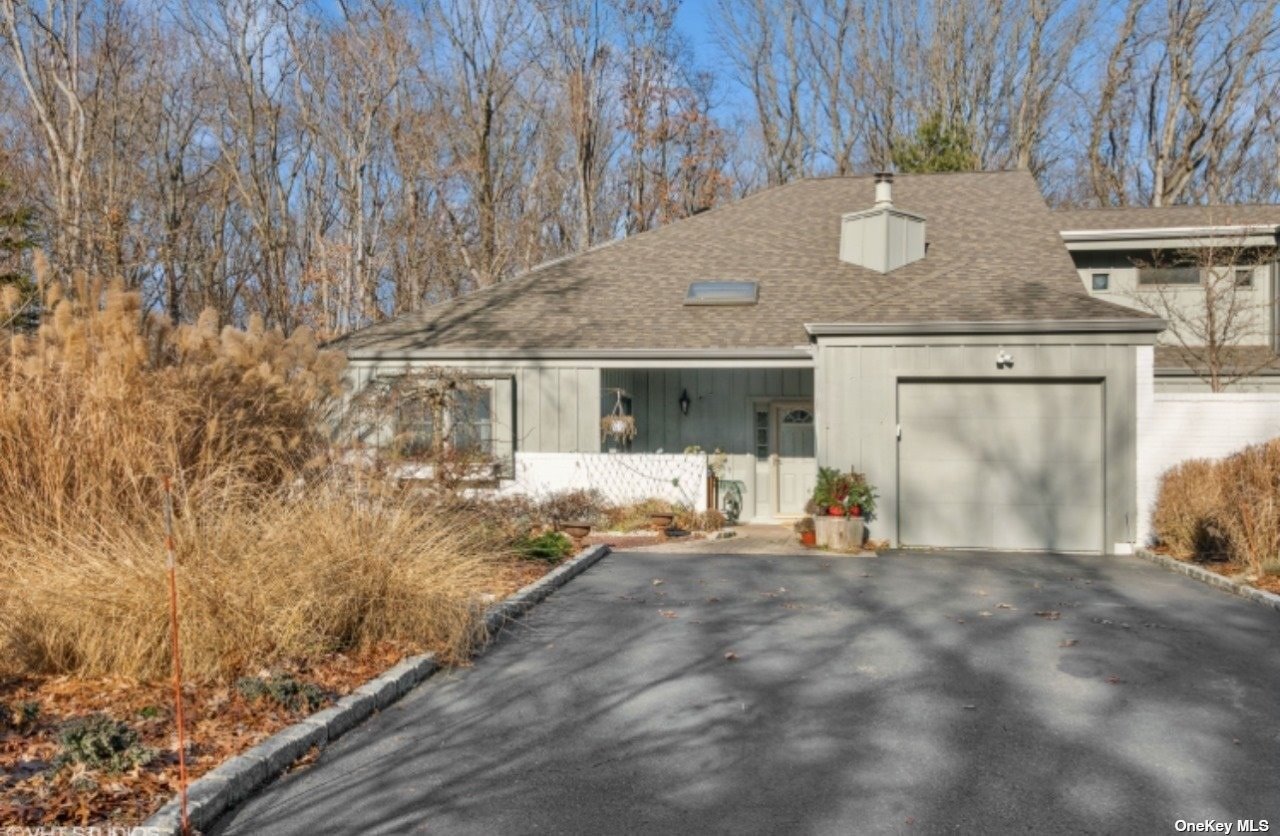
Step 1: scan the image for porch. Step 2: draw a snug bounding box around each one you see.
[601,368,816,523]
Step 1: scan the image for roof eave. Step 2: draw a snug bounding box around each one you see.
[805,318,1167,337]
[1060,224,1280,244]
[344,346,817,362]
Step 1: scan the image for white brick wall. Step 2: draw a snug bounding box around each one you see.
[498,452,709,512]
[1136,345,1280,545]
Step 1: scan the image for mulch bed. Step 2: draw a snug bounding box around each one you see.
[0,560,554,828]
[1148,546,1280,595]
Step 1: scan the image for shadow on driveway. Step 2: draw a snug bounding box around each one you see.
[210,550,1280,835]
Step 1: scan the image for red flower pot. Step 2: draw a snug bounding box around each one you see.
[827,504,846,517]
[800,530,817,547]
[849,505,862,518]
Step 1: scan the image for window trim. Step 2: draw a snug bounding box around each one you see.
[1090,272,1110,291]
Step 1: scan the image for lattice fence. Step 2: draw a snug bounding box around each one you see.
[498,452,708,511]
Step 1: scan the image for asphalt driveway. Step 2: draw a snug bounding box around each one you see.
[211,549,1280,835]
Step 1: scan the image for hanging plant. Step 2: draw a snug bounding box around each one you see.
[601,413,637,443]
[602,388,638,444]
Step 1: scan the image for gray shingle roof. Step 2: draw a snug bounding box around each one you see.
[338,170,1156,356]
[1155,345,1280,375]
[1055,204,1280,231]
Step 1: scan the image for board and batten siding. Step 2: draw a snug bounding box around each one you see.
[814,335,1148,551]
[601,368,813,454]
[346,361,601,454]
[602,368,815,522]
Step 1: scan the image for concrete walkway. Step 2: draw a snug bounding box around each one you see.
[211,549,1280,835]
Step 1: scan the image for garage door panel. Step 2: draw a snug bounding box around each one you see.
[899,381,1104,553]
[991,502,1100,551]
[897,500,994,548]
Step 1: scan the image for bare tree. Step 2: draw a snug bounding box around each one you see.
[714,0,809,185]
[1128,229,1279,390]
[538,0,615,250]
[1085,0,1280,207]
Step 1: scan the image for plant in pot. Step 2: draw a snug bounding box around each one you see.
[793,516,817,546]
[813,467,843,516]
[829,473,853,517]
[845,471,879,520]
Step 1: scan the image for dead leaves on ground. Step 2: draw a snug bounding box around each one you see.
[0,642,424,827]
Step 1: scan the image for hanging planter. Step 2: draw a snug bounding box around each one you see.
[601,388,638,446]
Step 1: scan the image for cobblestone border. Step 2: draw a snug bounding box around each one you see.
[144,543,612,834]
[1134,549,1280,612]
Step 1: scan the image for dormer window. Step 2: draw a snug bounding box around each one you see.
[684,281,759,306]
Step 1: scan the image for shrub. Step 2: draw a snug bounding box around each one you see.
[1217,440,1280,575]
[1151,441,1280,576]
[0,274,516,681]
[1152,458,1229,560]
[515,531,575,562]
[55,714,154,773]
[604,498,682,532]
[676,507,726,532]
[235,674,329,712]
[537,489,609,527]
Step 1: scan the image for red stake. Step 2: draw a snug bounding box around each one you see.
[163,477,190,835]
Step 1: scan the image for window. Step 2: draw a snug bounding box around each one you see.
[685,281,759,306]
[448,389,494,454]
[1138,265,1201,286]
[1091,272,1110,291]
[1235,267,1254,288]
[393,386,495,458]
[782,408,814,425]
[754,409,769,460]
[394,398,435,458]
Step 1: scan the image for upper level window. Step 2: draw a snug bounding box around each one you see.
[1138,265,1200,286]
[1091,273,1110,291]
[1235,268,1255,288]
[685,281,759,306]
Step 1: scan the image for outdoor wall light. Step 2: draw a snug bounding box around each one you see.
[996,348,1014,369]
[679,388,691,415]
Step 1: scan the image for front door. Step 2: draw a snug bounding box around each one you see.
[771,402,816,518]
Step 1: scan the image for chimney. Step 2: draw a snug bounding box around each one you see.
[839,173,926,273]
[874,171,893,207]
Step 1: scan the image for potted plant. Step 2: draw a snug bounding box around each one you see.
[829,472,853,516]
[812,468,839,516]
[845,472,879,520]
[793,516,817,546]
[648,508,676,534]
[556,521,593,541]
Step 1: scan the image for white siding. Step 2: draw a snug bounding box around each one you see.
[1136,346,1280,545]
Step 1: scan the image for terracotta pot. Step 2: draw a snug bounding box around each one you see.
[827,504,846,517]
[648,512,676,530]
[800,530,817,547]
[557,522,593,540]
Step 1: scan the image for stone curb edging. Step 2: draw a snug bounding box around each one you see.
[1134,549,1280,612]
[144,543,612,834]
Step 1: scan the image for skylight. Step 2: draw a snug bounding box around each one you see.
[684,281,759,306]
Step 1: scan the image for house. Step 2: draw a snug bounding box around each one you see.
[336,168,1267,555]
[1054,205,1280,391]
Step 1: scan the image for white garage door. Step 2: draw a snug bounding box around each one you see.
[898,380,1105,553]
